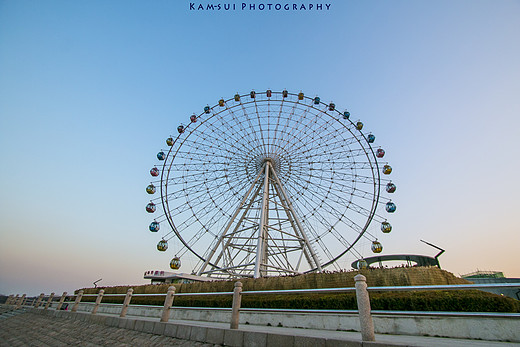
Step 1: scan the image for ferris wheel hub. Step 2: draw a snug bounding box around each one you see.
[147,90,396,279]
[253,154,282,175]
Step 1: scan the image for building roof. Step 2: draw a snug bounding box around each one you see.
[143,270,214,282]
[461,270,505,279]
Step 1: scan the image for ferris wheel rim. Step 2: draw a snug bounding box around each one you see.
[149,90,392,276]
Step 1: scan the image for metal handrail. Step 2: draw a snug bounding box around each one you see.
[10,280,520,343]
[12,282,520,307]
[242,287,356,295]
[366,283,520,292]
[65,282,520,299]
[101,294,126,297]
[173,291,234,297]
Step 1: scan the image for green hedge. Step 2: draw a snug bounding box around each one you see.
[173,291,520,313]
[77,268,520,313]
[81,289,520,313]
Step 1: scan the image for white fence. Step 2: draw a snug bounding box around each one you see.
[6,275,520,343]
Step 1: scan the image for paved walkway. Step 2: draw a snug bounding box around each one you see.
[1,306,519,346]
[0,310,220,347]
[162,316,520,347]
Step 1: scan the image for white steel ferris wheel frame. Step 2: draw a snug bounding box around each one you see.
[197,158,323,278]
[147,90,395,279]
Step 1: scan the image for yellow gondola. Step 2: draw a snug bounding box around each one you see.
[371,241,383,253]
[170,256,181,270]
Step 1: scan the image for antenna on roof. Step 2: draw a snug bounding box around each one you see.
[93,278,102,288]
[420,240,445,268]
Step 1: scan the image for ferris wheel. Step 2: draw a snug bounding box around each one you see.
[146,90,396,278]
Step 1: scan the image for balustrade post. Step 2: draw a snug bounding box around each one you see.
[44,292,55,310]
[5,294,11,305]
[354,274,375,342]
[91,289,104,315]
[6,294,14,305]
[120,288,133,317]
[12,294,19,306]
[56,292,68,311]
[71,290,84,312]
[230,281,243,329]
[34,293,45,308]
[160,286,175,322]
[16,294,26,309]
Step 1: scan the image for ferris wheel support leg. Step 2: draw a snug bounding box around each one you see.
[196,166,266,276]
[270,166,323,272]
[270,179,314,271]
[254,162,271,278]
[209,183,264,273]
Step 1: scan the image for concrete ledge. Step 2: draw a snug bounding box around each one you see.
[117,317,127,328]
[176,324,192,340]
[206,328,226,345]
[326,338,362,347]
[163,323,178,337]
[362,341,404,347]
[153,321,167,335]
[190,325,207,342]
[267,333,295,347]
[20,305,518,346]
[124,318,136,330]
[206,327,225,345]
[68,302,520,343]
[224,329,244,347]
[134,319,145,332]
[91,314,107,325]
[105,316,118,327]
[142,320,155,334]
[295,335,327,347]
[244,331,268,347]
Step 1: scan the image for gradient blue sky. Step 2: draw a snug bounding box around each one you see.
[1,1,519,296]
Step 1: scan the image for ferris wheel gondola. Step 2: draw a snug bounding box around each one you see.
[145,90,397,277]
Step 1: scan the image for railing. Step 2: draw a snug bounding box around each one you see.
[5,275,520,343]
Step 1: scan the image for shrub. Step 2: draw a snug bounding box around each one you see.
[75,267,520,312]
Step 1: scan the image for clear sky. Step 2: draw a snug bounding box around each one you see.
[1,0,519,296]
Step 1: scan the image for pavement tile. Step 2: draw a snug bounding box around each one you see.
[0,309,224,347]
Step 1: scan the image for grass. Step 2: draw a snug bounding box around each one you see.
[76,267,520,312]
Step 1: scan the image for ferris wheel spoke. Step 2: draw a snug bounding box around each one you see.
[284,189,365,241]
[294,135,368,161]
[167,164,232,179]
[174,225,211,255]
[290,172,378,205]
[211,108,265,153]
[290,170,377,191]
[329,225,357,250]
[180,124,253,161]
[148,90,395,277]
[284,129,364,159]
[268,97,294,155]
[271,102,313,153]
[235,102,267,153]
[312,199,366,238]
[283,172,350,205]
[229,101,276,148]
[252,99,269,153]
[184,199,229,228]
[290,181,378,224]
[167,165,251,196]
